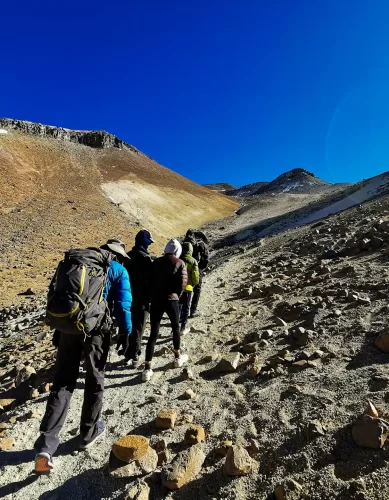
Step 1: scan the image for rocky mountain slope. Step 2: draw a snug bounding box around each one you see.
[2,190,389,499]
[218,169,350,198]
[203,183,237,193]
[0,120,237,306]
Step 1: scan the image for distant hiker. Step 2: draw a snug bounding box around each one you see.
[34,242,132,474]
[179,241,200,335]
[142,239,188,381]
[183,229,209,317]
[124,229,154,367]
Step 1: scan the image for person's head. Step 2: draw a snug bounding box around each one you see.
[101,238,128,263]
[135,229,154,249]
[186,229,195,238]
[181,242,193,256]
[164,239,182,258]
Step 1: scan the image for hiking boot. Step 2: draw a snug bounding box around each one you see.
[142,368,154,382]
[189,311,201,318]
[79,421,106,451]
[35,453,54,474]
[174,353,189,368]
[181,325,191,336]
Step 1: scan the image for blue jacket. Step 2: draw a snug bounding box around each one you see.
[104,260,132,336]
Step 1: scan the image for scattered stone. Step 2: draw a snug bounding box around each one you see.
[215,440,233,457]
[274,478,303,500]
[162,445,205,490]
[275,317,288,327]
[241,343,257,354]
[258,339,269,348]
[112,435,150,463]
[127,480,150,500]
[27,410,42,419]
[224,445,258,476]
[291,327,309,346]
[287,385,301,394]
[184,425,206,445]
[352,414,389,449]
[215,353,240,372]
[0,398,16,412]
[304,420,325,438]
[364,400,379,418]
[376,334,389,353]
[262,329,274,339]
[156,409,177,430]
[181,368,194,380]
[0,438,15,451]
[29,388,40,399]
[15,365,36,386]
[182,389,196,400]
[249,356,263,377]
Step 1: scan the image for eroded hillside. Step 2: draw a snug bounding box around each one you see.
[0,126,237,305]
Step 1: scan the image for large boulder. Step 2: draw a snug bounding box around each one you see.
[112,435,149,463]
[109,447,158,478]
[162,445,205,490]
[224,445,258,476]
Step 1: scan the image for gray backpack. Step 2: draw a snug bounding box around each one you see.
[46,248,112,335]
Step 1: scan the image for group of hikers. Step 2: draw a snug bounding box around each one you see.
[34,228,209,474]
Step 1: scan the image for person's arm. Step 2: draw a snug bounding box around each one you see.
[112,264,132,336]
[192,259,200,287]
[177,261,188,295]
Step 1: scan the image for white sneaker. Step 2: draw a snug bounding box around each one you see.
[142,369,154,382]
[181,326,191,336]
[174,354,189,368]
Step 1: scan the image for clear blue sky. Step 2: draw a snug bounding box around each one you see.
[2,0,389,187]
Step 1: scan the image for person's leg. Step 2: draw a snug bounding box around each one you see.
[126,301,147,360]
[181,292,193,330]
[79,331,110,447]
[165,300,181,353]
[34,333,82,457]
[145,300,164,364]
[190,273,203,316]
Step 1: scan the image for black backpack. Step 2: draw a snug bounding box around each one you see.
[46,248,112,335]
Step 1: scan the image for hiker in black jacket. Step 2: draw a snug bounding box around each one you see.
[124,229,154,367]
[183,229,209,317]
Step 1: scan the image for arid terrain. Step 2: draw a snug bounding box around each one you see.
[2,122,389,500]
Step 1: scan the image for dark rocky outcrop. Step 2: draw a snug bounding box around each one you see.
[0,118,141,152]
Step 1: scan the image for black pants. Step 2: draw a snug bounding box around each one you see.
[126,301,148,360]
[34,330,110,456]
[146,299,180,363]
[179,291,193,327]
[191,272,203,315]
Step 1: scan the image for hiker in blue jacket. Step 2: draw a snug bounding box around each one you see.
[34,240,132,474]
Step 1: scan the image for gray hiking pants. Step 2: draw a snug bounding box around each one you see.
[34,330,110,456]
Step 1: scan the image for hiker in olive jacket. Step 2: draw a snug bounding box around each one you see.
[179,242,199,334]
[184,229,209,317]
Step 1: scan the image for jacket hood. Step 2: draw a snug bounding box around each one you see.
[181,242,193,257]
[164,239,182,258]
